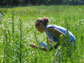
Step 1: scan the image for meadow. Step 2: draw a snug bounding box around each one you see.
[0,5,84,63]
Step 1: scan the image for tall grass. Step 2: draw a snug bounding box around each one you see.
[0,5,84,63]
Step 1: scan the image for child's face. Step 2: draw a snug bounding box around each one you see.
[36,23,45,33]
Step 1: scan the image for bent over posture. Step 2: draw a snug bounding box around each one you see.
[30,17,76,51]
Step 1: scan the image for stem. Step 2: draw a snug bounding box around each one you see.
[19,19,22,63]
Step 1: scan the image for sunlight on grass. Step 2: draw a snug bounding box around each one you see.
[0,5,84,63]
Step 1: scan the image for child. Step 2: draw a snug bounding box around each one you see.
[30,17,76,51]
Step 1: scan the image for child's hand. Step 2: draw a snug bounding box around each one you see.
[29,42,38,48]
[41,47,47,51]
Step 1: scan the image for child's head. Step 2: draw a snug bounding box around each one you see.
[35,17,49,32]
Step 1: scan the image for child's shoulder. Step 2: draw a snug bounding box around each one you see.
[47,25,57,28]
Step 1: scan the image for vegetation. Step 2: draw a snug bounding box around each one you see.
[0,5,84,63]
[0,0,84,6]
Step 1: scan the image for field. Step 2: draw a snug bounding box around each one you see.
[0,5,84,63]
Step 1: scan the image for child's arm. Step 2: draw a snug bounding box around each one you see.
[54,42,60,49]
[48,42,60,51]
[29,42,59,51]
[47,37,60,51]
[29,42,47,51]
[48,27,66,38]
